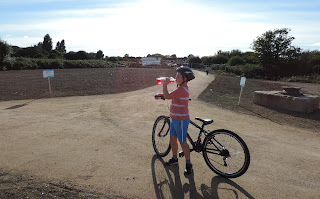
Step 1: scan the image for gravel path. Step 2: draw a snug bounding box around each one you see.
[0,70,319,198]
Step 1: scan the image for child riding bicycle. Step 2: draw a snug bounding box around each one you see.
[155,66,195,175]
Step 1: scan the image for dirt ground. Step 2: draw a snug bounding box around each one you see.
[0,68,176,101]
[199,71,320,131]
[0,69,319,198]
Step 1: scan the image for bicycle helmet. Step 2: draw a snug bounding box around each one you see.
[176,66,195,82]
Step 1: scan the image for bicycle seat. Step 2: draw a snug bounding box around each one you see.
[195,117,213,125]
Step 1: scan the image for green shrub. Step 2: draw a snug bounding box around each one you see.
[281,74,320,83]
[313,65,320,74]
[3,57,125,70]
[228,56,245,66]
[51,59,64,69]
[226,64,263,78]
[212,54,229,64]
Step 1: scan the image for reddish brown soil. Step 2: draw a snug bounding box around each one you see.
[0,68,176,101]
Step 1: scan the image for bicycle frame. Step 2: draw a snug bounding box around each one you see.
[188,120,226,156]
[187,120,210,152]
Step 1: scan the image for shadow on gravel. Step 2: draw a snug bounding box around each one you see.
[151,155,255,199]
[4,99,37,110]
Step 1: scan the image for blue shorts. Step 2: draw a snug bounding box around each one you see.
[170,118,190,142]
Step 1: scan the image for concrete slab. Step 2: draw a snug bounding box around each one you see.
[253,90,320,113]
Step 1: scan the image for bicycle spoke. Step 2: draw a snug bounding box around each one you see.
[203,130,250,178]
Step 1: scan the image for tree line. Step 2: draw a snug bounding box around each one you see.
[1,34,112,61]
[1,29,320,80]
[186,28,320,79]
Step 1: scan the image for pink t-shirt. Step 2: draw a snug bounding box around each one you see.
[169,85,189,120]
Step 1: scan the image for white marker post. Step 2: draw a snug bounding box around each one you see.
[43,70,54,95]
[238,76,246,106]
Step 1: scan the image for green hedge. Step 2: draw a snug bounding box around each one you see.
[226,64,264,78]
[2,57,124,70]
[281,74,320,83]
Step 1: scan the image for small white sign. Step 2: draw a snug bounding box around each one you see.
[240,77,246,87]
[43,70,54,78]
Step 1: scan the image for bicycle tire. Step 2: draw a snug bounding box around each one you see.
[152,115,171,157]
[202,129,250,178]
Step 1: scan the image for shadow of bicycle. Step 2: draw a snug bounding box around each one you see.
[151,155,255,199]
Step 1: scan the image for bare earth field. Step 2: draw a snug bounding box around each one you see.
[0,68,177,101]
[199,71,320,131]
[0,68,319,198]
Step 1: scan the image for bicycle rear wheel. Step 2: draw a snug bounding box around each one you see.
[203,129,250,178]
[152,115,171,157]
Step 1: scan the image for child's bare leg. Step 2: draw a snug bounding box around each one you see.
[170,135,178,156]
[180,142,190,161]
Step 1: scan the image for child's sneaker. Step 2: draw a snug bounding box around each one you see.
[184,163,193,175]
[164,157,178,166]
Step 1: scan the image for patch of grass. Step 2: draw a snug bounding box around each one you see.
[281,74,320,84]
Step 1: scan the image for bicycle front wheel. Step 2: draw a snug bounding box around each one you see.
[152,115,171,157]
[203,129,250,178]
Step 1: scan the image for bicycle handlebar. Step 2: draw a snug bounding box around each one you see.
[154,94,191,101]
[155,94,165,100]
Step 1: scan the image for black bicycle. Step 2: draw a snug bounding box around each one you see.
[152,96,250,178]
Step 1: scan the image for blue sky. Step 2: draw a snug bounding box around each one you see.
[1,0,320,57]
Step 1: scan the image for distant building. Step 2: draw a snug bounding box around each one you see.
[176,57,187,65]
[165,58,176,65]
[141,57,161,67]
[165,57,188,66]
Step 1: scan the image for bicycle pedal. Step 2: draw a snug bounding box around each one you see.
[179,151,184,157]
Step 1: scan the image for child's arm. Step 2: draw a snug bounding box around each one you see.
[163,78,173,99]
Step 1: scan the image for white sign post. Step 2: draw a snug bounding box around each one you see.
[238,77,246,106]
[43,70,54,95]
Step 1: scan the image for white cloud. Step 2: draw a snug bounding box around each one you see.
[5,36,42,47]
[312,42,320,46]
[2,0,319,56]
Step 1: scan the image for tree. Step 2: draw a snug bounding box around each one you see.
[227,56,245,66]
[211,54,229,64]
[0,39,11,62]
[60,40,66,53]
[252,28,299,76]
[187,55,202,64]
[96,50,104,59]
[170,54,177,59]
[49,50,63,59]
[230,49,242,57]
[55,41,60,50]
[42,34,53,52]
[217,50,230,58]
[55,39,66,54]
[64,51,89,60]
[15,45,48,58]
[242,52,259,64]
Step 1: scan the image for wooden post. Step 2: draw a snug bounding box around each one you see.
[238,86,244,106]
[238,76,246,106]
[48,77,52,95]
